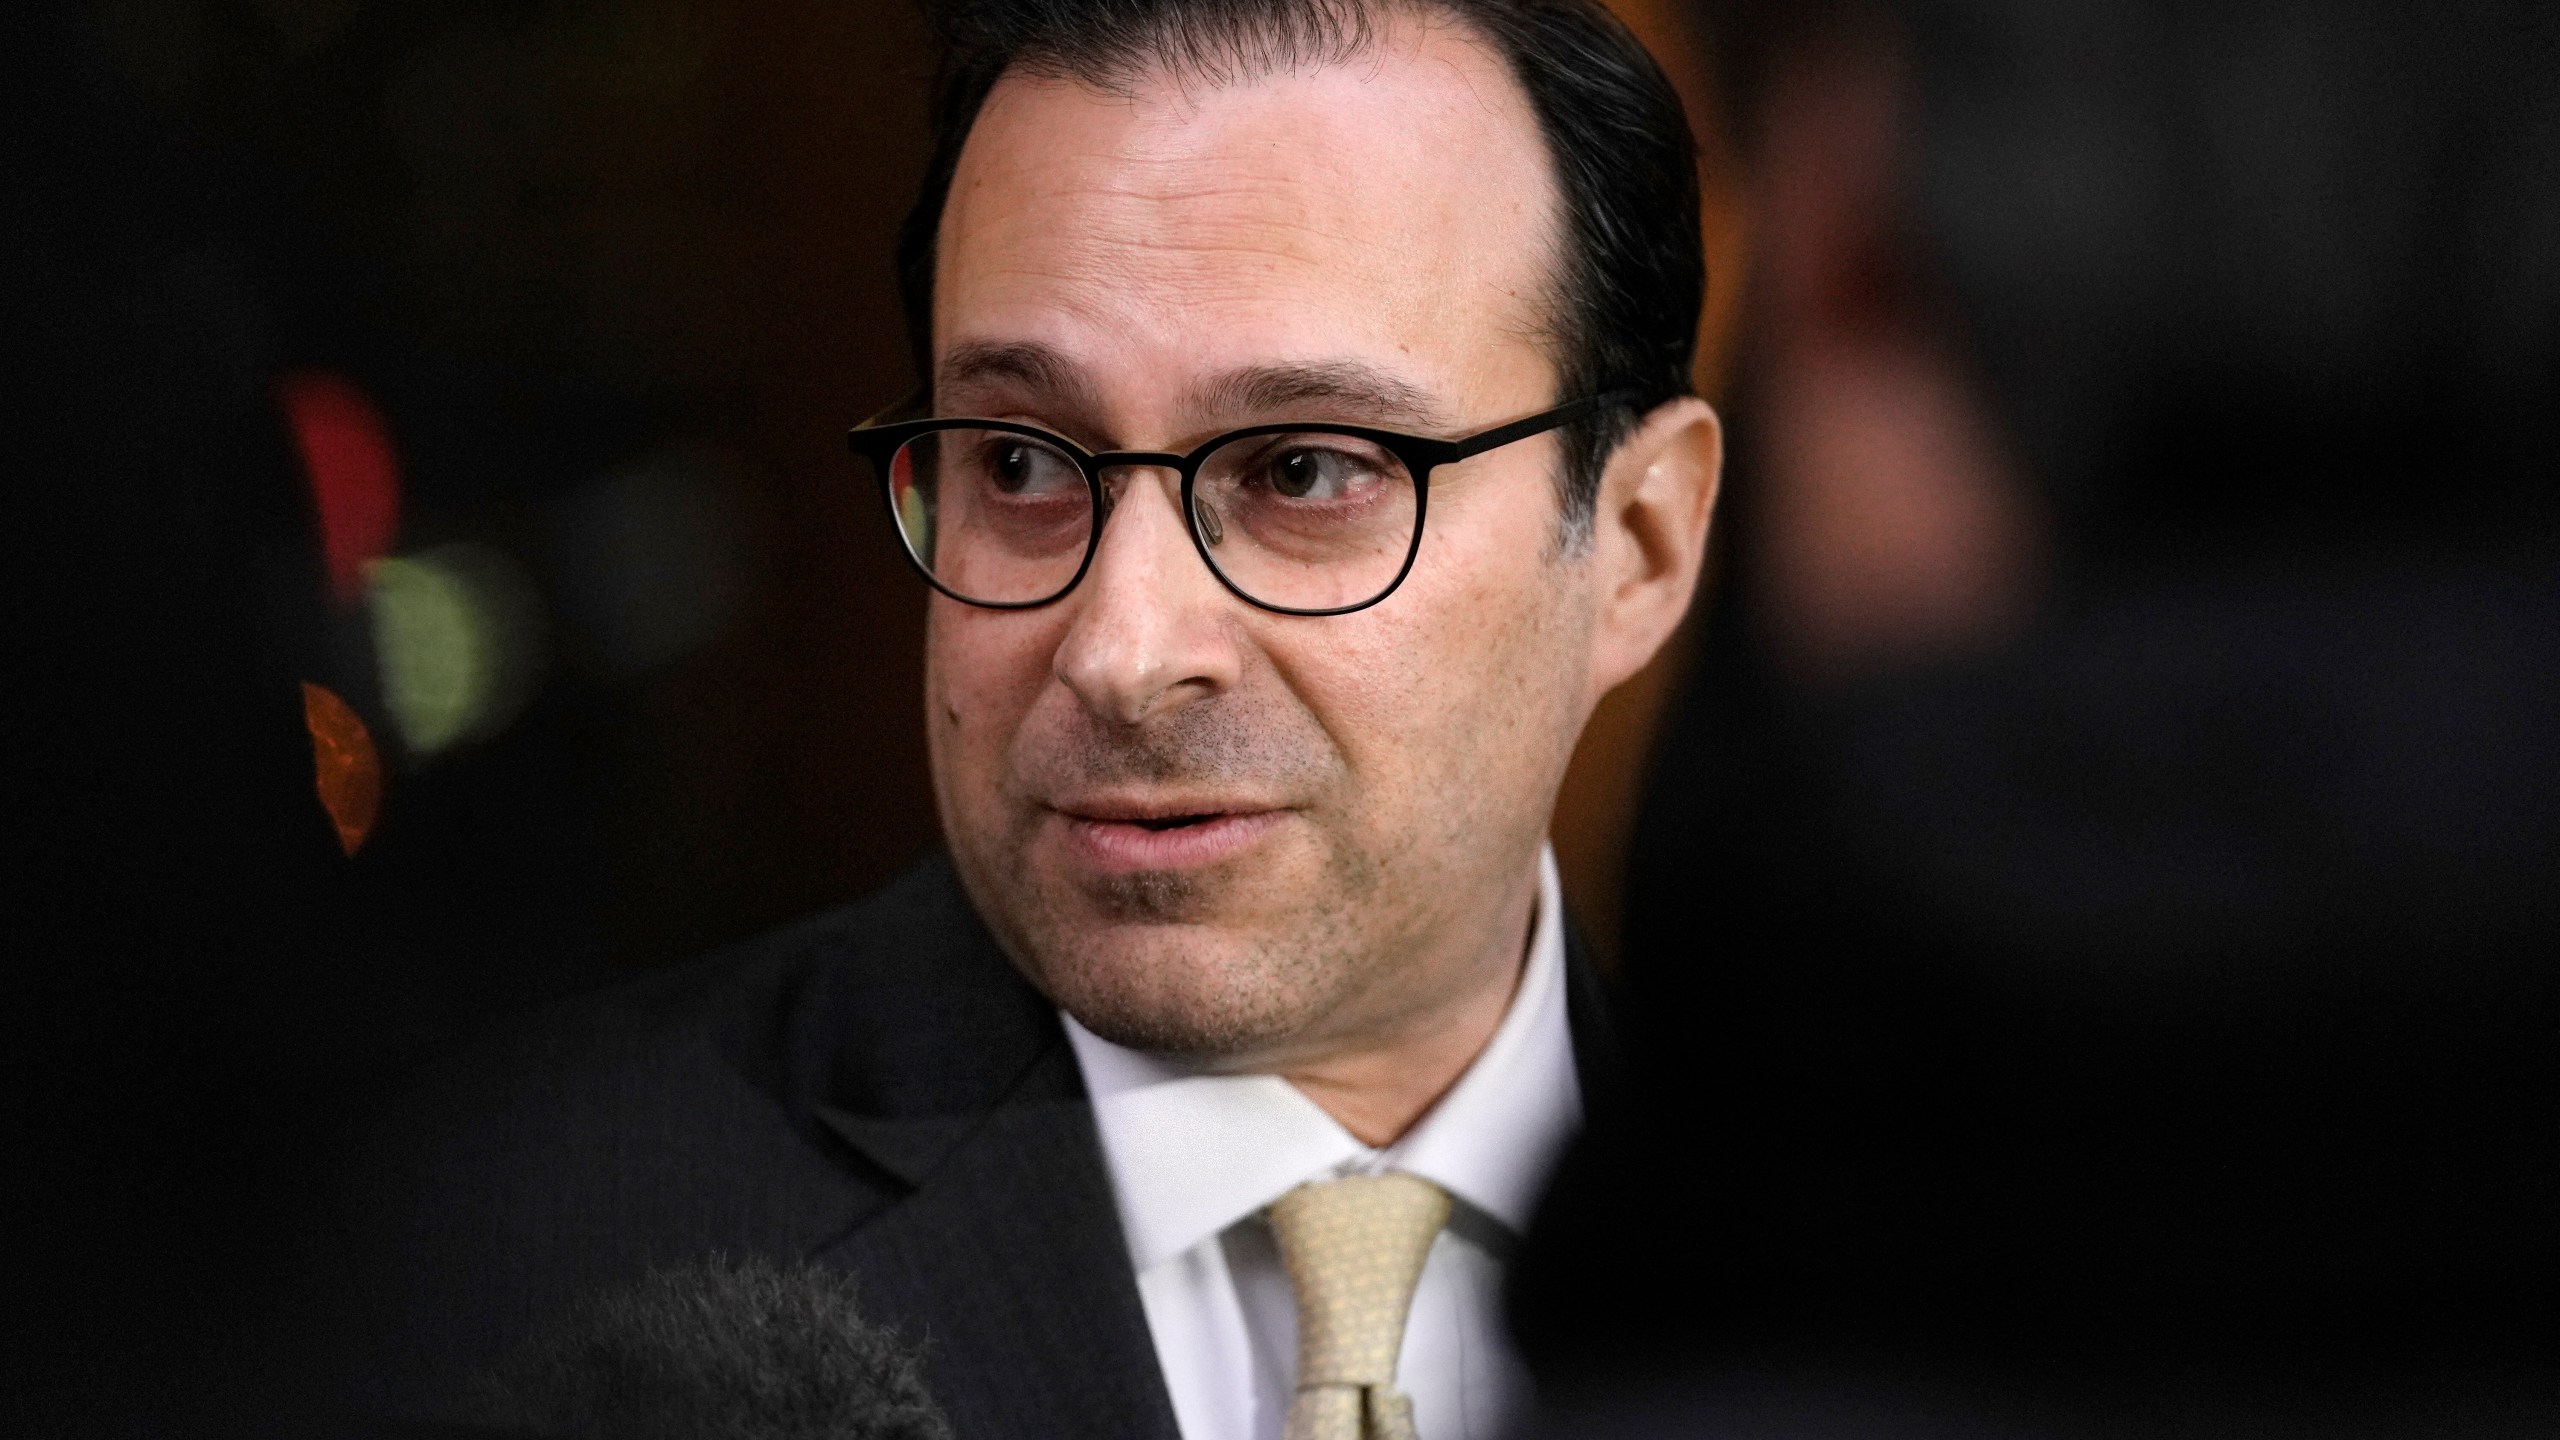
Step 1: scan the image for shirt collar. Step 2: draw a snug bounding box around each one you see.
[1065,846,1583,1272]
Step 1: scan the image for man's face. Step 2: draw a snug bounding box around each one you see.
[927,21,1605,1068]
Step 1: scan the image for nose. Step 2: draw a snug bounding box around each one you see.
[1051,464,1244,726]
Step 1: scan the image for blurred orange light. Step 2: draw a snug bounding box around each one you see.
[301,681,382,856]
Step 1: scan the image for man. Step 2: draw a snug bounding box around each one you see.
[342,1,1716,1436]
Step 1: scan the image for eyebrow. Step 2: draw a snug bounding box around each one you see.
[1190,362,1450,432]
[938,340,1100,414]
[935,342,1452,436]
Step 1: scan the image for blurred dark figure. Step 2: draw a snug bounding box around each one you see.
[6,2,927,1433]
[1516,0,2560,1433]
[10,9,371,1434]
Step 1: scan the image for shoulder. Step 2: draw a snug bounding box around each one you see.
[371,850,1020,1183]
[327,851,1053,1412]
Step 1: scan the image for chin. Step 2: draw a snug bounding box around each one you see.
[1071,866,1224,925]
[954,808,1388,1059]
[1030,917,1344,1061]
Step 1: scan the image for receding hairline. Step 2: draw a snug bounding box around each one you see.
[983,1,1539,151]
[944,3,1577,391]
[991,0,1439,97]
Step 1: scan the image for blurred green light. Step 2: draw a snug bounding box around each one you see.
[366,544,544,756]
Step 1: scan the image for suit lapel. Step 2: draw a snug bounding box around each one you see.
[814,1032,1182,1440]
[777,859,1179,1440]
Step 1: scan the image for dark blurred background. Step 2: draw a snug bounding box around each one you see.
[12,0,2559,1433]
[1521,0,2560,1434]
[12,1,938,1431]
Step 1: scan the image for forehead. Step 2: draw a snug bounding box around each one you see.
[935,18,1562,419]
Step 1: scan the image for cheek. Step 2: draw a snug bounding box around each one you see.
[1426,489,1595,695]
[925,606,1061,805]
[1448,578,1590,773]
[1287,522,1593,829]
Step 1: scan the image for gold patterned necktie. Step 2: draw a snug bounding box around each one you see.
[1265,1172,1454,1440]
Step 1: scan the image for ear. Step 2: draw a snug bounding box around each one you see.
[1583,395,1722,702]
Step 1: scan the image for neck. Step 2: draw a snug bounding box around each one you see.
[1282,859,1543,1147]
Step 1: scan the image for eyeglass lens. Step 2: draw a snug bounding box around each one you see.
[889,428,1091,606]
[886,427,1421,611]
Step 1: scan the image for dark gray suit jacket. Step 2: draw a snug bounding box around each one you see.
[340,851,1615,1440]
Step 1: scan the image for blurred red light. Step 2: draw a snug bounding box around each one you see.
[279,370,402,607]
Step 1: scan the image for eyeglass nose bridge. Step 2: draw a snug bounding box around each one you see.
[1085,450,1192,502]
[1086,450,1196,523]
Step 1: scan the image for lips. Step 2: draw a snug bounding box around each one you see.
[1048,799,1289,873]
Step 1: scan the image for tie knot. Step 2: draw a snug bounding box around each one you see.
[1266,1172,1452,1390]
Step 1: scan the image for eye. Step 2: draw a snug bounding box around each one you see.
[1263,446,1375,501]
[983,439,1079,495]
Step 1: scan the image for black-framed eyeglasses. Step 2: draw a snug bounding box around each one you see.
[846,390,1634,616]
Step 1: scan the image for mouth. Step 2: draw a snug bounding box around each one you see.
[1048,800,1289,873]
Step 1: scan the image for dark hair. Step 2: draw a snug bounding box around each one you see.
[894,0,1704,541]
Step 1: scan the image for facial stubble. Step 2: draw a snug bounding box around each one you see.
[973,691,1414,1061]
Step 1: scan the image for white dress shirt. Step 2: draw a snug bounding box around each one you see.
[1064,846,1582,1440]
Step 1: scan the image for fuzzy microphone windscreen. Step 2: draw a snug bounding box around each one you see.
[471,1254,954,1440]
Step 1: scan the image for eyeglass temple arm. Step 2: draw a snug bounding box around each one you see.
[1437,387,1645,464]
[846,386,934,459]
